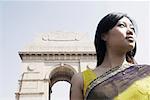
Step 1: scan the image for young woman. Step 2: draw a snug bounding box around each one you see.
[70,12,150,100]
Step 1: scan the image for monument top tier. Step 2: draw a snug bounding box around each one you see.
[20,32,95,53]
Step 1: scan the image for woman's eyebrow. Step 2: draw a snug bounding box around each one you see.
[119,21,134,26]
[129,24,134,27]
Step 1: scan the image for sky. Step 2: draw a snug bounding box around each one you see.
[0,1,150,100]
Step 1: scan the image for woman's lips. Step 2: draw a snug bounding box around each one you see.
[125,37,135,42]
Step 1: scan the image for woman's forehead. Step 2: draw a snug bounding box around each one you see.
[118,17,133,26]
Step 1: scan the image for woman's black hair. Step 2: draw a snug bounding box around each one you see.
[94,12,137,67]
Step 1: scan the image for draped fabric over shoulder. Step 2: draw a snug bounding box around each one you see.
[83,65,150,100]
[82,69,97,96]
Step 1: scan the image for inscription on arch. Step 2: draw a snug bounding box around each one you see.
[42,32,80,41]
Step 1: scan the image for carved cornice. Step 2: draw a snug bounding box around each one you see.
[19,52,96,61]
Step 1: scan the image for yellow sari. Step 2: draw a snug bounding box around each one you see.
[82,65,150,100]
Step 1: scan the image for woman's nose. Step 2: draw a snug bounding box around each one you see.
[126,29,133,35]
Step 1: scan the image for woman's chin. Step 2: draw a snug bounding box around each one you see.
[127,44,135,51]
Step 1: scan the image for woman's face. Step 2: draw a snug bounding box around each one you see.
[105,17,136,52]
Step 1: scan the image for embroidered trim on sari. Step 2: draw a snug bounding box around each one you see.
[84,64,150,100]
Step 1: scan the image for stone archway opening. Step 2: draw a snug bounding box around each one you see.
[49,65,76,100]
[51,81,70,100]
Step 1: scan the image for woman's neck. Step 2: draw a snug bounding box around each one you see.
[100,49,127,68]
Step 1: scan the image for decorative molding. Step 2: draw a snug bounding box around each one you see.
[20,52,96,61]
[15,92,44,95]
[27,64,36,71]
[18,79,44,82]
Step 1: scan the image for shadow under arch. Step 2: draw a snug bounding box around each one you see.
[49,64,77,86]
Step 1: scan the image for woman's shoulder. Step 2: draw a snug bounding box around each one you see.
[71,72,83,82]
[70,72,85,99]
[71,69,96,90]
[71,72,84,89]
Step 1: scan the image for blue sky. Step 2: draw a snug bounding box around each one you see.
[0,1,150,100]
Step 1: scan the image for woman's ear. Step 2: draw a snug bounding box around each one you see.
[101,33,108,41]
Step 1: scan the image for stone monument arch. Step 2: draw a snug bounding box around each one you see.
[15,32,96,100]
[49,64,77,85]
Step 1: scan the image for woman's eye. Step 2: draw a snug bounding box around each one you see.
[118,24,125,27]
[131,27,135,32]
